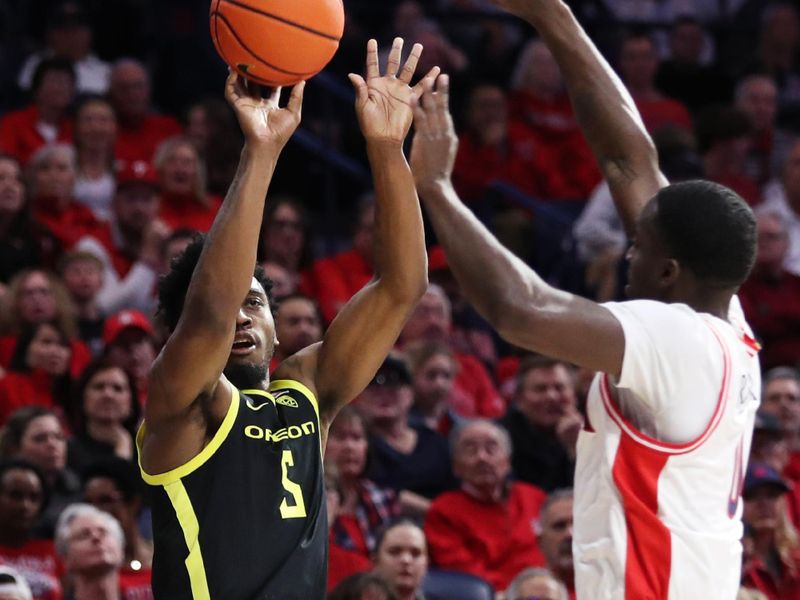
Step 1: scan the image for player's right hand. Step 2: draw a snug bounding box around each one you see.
[224,70,304,153]
[409,73,458,194]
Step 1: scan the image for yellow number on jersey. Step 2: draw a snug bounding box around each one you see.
[280,450,307,519]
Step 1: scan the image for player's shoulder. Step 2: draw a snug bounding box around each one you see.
[603,299,701,327]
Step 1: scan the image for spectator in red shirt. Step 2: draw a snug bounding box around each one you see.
[695,106,762,206]
[75,161,166,316]
[0,58,75,165]
[108,59,182,165]
[325,462,372,593]
[736,75,794,187]
[0,459,61,600]
[0,269,90,378]
[0,154,61,283]
[72,95,118,222]
[27,144,100,249]
[325,407,399,558]
[509,39,601,199]
[101,310,157,409]
[739,211,800,367]
[424,419,546,591]
[0,321,72,425]
[452,82,571,207]
[398,284,504,419]
[54,504,125,600]
[616,32,692,135]
[154,136,221,233]
[741,463,800,600]
[308,196,375,323]
[759,367,800,483]
[82,459,152,600]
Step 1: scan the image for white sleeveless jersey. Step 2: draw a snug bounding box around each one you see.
[574,298,761,600]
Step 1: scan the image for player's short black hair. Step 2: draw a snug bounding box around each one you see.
[653,180,757,288]
[31,57,76,95]
[157,233,275,332]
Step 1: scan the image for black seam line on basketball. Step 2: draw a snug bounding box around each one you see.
[220,0,340,42]
[213,11,322,77]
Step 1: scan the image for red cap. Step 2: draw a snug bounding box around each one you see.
[427,245,449,272]
[103,310,155,346]
[116,160,159,189]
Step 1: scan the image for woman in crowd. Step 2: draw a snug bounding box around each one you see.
[372,518,433,600]
[72,95,117,222]
[0,459,60,600]
[0,406,80,537]
[67,358,140,474]
[405,340,463,435]
[0,269,90,377]
[0,322,73,424]
[325,406,399,559]
[154,135,221,233]
[258,196,314,294]
[0,154,60,284]
[27,144,99,248]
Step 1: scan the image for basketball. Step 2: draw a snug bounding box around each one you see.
[210,0,344,87]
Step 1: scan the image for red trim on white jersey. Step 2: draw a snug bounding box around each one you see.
[600,319,732,455]
[612,434,671,599]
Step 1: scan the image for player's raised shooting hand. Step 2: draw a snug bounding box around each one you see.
[224,70,304,152]
[348,38,439,147]
[409,73,458,195]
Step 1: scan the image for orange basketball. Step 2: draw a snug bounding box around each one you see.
[210,0,344,86]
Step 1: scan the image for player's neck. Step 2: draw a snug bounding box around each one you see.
[669,280,733,321]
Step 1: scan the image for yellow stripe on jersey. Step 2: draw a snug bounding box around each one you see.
[136,388,241,486]
[164,479,211,600]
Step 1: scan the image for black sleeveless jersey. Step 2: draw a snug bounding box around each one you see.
[137,380,328,600]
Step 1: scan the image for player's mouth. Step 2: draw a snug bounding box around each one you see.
[231,335,257,355]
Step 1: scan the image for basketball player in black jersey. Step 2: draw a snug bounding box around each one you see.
[137,39,435,599]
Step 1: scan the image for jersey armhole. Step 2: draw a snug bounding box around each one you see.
[136,388,241,486]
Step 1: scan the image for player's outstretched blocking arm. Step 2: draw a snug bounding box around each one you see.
[493,0,667,235]
[411,75,623,376]
[144,74,304,463]
[275,39,433,427]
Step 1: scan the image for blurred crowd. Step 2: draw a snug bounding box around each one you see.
[0,0,799,599]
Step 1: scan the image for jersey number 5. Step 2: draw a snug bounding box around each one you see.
[280,450,307,519]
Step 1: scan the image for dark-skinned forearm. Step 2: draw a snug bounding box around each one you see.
[367,142,428,300]
[182,144,278,329]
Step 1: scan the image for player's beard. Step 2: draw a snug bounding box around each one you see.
[224,362,268,390]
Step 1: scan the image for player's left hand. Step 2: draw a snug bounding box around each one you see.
[348,38,439,146]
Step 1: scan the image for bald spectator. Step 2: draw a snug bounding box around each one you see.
[759,367,800,483]
[0,59,74,165]
[537,490,575,599]
[736,75,794,186]
[55,504,125,600]
[761,140,800,275]
[739,212,800,369]
[499,356,579,492]
[272,294,323,369]
[76,161,167,316]
[398,284,504,419]
[505,567,568,600]
[616,32,692,135]
[655,16,732,114]
[108,59,182,165]
[425,420,546,591]
[17,1,110,96]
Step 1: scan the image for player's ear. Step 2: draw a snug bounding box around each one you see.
[659,258,680,287]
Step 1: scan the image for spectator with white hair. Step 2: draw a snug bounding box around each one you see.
[424,419,546,591]
[55,503,125,600]
[505,567,568,600]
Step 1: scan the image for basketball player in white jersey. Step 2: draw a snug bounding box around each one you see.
[409,1,761,598]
